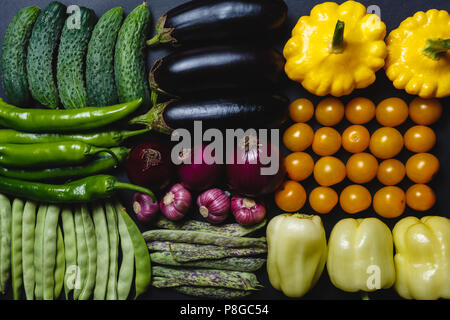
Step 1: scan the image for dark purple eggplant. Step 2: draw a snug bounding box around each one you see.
[129,93,289,134]
[147,0,288,47]
[150,45,285,96]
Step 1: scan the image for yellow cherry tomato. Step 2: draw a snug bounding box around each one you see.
[339,185,372,214]
[283,123,314,152]
[345,97,376,125]
[346,152,378,184]
[315,98,344,126]
[406,184,436,212]
[376,97,409,127]
[312,127,341,156]
[341,125,370,153]
[274,180,307,212]
[377,159,406,186]
[409,97,442,125]
[289,98,314,123]
[405,153,440,184]
[285,152,315,181]
[309,186,338,214]
[313,156,346,187]
[373,186,406,218]
[404,125,436,153]
[369,127,404,159]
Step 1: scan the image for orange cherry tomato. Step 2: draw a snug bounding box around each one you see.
[369,127,404,159]
[313,156,346,186]
[346,153,378,184]
[285,152,315,181]
[409,97,442,125]
[289,98,314,123]
[345,97,376,125]
[309,186,338,214]
[377,159,406,185]
[339,185,372,214]
[283,123,314,152]
[376,97,409,127]
[312,127,341,156]
[373,186,406,218]
[404,125,436,153]
[274,180,307,212]
[342,125,370,153]
[406,184,436,212]
[315,98,344,126]
[406,153,440,184]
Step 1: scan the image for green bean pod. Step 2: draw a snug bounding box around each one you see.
[54,226,65,298]
[117,205,134,300]
[11,198,24,300]
[0,147,129,182]
[22,201,36,300]
[73,207,88,300]
[61,207,76,299]
[42,205,60,300]
[33,204,47,300]
[93,203,109,300]
[105,202,119,300]
[0,194,11,294]
[79,205,97,300]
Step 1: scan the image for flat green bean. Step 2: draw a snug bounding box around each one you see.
[22,201,36,300]
[34,204,47,300]
[0,194,11,294]
[54,226,65,298]
[11,198,24,299]
[93,202,109,300]
[61,207,76,299]
[79,205,97,300]
[116,203,134,300]
[43,205,60,300]
[73,207,87,300]
[105,202,119,300]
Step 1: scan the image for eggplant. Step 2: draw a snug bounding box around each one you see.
[129,93,289,134]
[150,45,285,96]
[147,0,288,47]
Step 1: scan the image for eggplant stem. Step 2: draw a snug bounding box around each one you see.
[114,182,156,202]
[329,20,345,53]
[423,38,450,60]
[128,102,172,135]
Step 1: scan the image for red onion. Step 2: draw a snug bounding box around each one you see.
[177,144,224,191]
[160,183,192,221]
[226,136,285,197]
[197,188,230,224]
[231,195,266,226]
[126,140,173,191]
[132,193,159,222]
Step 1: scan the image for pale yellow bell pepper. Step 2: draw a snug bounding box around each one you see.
[327,218,395,293]
[266,214,327,298]
[283,1,387,97]
[385,9,450,98]
[393,216,450,300]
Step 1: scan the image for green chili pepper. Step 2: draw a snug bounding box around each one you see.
[0,141,119,168]
[0,128,148,147]
[0,147,129,182]
[0,174,155,203]
[0,98,142,132]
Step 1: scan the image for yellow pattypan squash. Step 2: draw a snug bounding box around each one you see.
[385,9,450,98]
[283,1,387,97]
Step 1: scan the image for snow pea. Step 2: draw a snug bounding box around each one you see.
[11,198,24,300]
[105,202,119,300]
[0,194,11,294]
[42,205,60,300]
[73,207,87,300]
[22,201,36,300]
[61,207,77,299]
[34,204,47,300]
[79,205,97,300]
[116,204,134,300]
[54,226,65,298]
[92,202,110,300]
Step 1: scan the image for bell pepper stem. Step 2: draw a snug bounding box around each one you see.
[329,20,345,54]
[114,181,156,202]
[423,38,450,60]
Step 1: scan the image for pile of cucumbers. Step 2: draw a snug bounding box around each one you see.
[0,1,150,109]
[0,196,150,300]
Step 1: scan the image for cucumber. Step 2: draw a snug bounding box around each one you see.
[26,1,66,108]
[0,6,40,106]
[57,7,97,109]
[86,7,124,107]
[115,4,151,107]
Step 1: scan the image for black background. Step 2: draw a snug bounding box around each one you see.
[0,0,449,301]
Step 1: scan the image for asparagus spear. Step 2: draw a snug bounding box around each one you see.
[174,286,252,299]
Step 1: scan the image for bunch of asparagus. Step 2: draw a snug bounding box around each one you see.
[142,218,267,299]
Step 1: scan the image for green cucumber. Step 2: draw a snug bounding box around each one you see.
[26,1,66,108]
[115,3,151,107]
[57,7,97,109]
[0,6,40,106]
[86,7,124,107]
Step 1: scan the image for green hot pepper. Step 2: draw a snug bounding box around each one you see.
[0,141,118,168]
[0,174,155,203]
[0,128,148,147]
[0,147,129,182]
[0,98,142,132]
